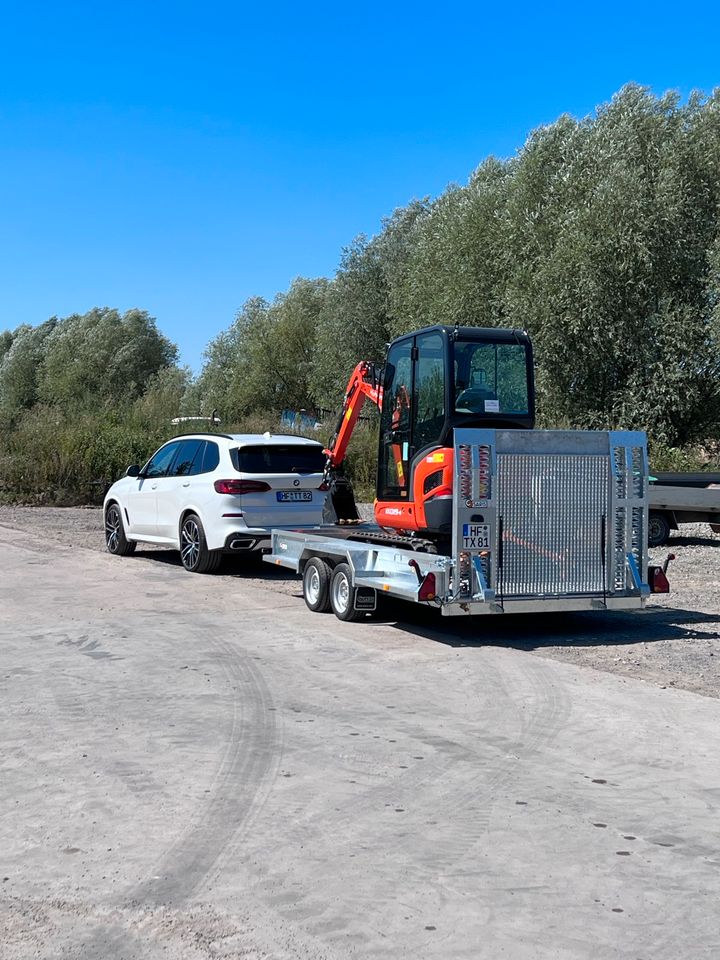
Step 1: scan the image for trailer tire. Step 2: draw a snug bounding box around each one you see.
[330,562,363,622]
[303,557,332,613]
[648,511,671,548]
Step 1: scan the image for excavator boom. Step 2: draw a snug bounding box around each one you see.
[323,360,383,467]
[322,360,384,523]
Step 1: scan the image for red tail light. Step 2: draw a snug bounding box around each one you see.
[418,572,437,602]
[648,565,670,594]
[214,479,271,495]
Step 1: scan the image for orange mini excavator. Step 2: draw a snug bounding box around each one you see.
[322,325,535,545]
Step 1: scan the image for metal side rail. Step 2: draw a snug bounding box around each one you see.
[266,528,448,604]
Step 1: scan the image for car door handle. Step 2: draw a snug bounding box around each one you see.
[151,483,158,490]
[182,482,190,487]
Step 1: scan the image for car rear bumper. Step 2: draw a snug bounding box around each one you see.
[223,532,271,553]
[221,524,326,554]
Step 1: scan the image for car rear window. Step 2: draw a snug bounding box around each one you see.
[232,444,325,474]
[201,441,220,473]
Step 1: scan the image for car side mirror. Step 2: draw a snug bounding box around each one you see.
[125,465,141,478]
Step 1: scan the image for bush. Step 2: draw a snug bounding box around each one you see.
[0,403,380,506]
[0,405,173,504]
[649,439,720,474]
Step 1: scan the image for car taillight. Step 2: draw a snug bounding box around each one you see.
[318,480,329,491]
[214,479,271,495]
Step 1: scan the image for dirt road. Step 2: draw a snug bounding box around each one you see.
[1,511,720,958]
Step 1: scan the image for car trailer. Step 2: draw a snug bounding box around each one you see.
[266,429,672,622]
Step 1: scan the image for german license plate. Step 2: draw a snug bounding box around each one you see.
[277,490,312,502]
[462,523,490,549]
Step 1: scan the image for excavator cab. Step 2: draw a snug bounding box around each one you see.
[375,326,535,538]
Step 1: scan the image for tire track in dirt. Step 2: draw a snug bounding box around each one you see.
[242,639,572,938]
[44,613,284,958]
[127,634,282,906]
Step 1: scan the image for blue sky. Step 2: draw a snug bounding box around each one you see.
[1,1,719,371]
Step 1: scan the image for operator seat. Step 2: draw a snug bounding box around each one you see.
[455,386,499,414]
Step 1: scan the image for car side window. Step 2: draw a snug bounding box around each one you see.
[201,441,220,473]
[172,439,204,477]
[144,442,181,479]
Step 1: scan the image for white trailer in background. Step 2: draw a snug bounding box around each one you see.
[648,474,720,546]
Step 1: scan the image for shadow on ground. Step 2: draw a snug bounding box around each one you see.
[132,549,298,581]
[660,533,720,548]
[371,600,720,650]
[131,548,719,650]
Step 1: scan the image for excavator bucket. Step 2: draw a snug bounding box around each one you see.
[322,475,361,524]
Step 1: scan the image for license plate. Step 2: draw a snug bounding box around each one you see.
[462,523,490,549]
[277,491,312,502]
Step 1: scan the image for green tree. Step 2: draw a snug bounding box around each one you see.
[0,319,58,418]
[133,365,194,424]
[0,329,15,364]
[197,278,330,421]
[38,307,178,409]
[312,200,429,409]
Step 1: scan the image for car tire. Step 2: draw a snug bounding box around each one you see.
[303,558,332,612]
[180,513,222,573]
[105,503,136,556]
[329,562,363,622]
[648,511,671,548]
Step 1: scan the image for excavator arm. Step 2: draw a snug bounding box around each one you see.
[322,360,384,523]
[323,360,384,468]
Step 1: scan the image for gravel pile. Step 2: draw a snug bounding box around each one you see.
[1,505,718,697]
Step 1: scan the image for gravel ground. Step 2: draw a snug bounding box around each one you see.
[1,504,719,698]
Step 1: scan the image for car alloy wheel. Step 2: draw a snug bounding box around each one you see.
[105,503,135,556]
[181,517,201,570]
[105,506,121,552]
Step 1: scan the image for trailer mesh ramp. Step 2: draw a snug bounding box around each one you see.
[497,453,609,597]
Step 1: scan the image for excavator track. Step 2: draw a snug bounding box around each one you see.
[345,530,438,554]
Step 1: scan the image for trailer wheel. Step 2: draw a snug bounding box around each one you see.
[648,511,671,548]
[330,562,363,622]
[303,558,332,613]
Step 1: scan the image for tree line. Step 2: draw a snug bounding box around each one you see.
[1,84,719,503]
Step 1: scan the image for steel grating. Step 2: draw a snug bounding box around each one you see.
[496,453,610,597]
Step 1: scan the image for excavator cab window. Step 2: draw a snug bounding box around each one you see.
[378,340,413,498]
[454,341,530,416]
[413,332,446,449]
[378,332,448,500]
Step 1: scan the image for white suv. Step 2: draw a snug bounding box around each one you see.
[104,433,328,573]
